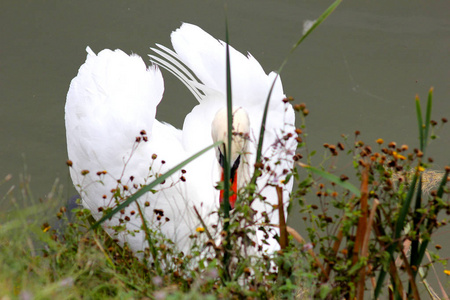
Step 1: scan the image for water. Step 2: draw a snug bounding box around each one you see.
[1,0,449,294]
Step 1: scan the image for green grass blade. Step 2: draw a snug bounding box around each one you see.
[221,16,233,282]
[436,168,449,198]
[91,141,222,230]
[299,163,361,197]
[409,175,422,280]
[250,77,279,187]
[278,0,342,73]
[374,170,419,298]
[223,15,232,218]
[415,95,424,151]
[394,172,419,242]
[423,87,433,154]
[415,168,449,276]
[250,0,342,186]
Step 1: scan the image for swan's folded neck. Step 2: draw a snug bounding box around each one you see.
[211,107,250,208]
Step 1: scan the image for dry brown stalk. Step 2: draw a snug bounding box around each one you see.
[276,186,289,250]
[283,225,329,280]
[357,199,379,298]
[398,243,420,300]
[354,165,369,299]
[353,165,369,266]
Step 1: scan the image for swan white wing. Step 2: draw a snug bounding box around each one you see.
[65,48,217,255]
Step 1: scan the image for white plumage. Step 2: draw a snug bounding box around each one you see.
[65,23,296,257]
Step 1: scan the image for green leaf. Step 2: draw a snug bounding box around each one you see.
[250,0,342,187]
[300,163,361,197]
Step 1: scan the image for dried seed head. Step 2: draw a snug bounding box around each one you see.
[66,160,73,167]
[254,162,264,169]
[340,175,349,181]
[282,96,294,103]
[293,153,303,161]
[152,154,157,160]
[153,209,164,216]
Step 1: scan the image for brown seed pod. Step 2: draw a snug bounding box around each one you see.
[340,175,349,181]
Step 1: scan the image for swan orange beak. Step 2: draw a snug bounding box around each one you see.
[219,169,238,209]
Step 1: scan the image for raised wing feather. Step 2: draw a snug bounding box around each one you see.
[65,47,218,255]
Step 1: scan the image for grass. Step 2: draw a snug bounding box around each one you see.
[2,1,449,298]
[1,90,449,299]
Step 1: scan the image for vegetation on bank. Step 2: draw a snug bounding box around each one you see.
[1,88,449,299]
[1,1,449,299]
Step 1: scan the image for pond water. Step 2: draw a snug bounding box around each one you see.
[1,0,448,294]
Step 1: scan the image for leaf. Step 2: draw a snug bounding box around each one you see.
[298,162,361,197]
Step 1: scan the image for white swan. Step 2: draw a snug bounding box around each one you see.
[65,23,296,258]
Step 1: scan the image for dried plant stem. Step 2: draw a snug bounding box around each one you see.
[282,225,328,280]
[276,186,288,250]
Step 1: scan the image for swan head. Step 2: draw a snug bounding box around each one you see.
[211,107,250,209]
